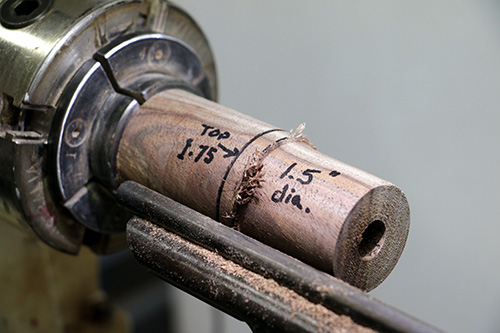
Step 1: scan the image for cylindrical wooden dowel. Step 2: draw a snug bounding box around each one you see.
[116,89,410,291]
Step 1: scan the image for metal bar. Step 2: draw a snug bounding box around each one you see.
[117,181,440,333]
[127,217,373,332]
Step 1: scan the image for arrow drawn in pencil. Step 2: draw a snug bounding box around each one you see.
[218,143,239,158]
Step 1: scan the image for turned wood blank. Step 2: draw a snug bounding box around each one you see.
[117,89,410,291]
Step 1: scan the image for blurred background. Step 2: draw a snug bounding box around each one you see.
[107,1,500,332]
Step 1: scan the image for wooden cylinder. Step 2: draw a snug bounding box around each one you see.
[116,89,410,291]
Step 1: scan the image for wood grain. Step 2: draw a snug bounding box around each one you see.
[116,89,410,290]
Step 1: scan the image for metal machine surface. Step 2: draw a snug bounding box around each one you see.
[0,0,216,254]
[0,0,437,331]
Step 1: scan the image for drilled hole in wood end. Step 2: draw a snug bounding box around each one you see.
[358,220,386,261]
